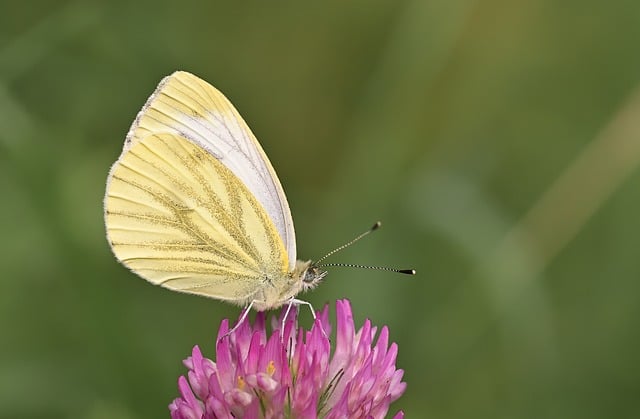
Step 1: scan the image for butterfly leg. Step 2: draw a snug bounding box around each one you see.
[282,298,329,341]
[218,300,255,341]
[281,299,297,333]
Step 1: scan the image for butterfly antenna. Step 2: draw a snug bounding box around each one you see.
[314,221,383,265]
[313,222,417,275]
[316,262,416,275]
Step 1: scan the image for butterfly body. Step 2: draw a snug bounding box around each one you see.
[104,71,326,310]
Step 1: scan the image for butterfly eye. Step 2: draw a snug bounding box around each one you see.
[303,266,327,285]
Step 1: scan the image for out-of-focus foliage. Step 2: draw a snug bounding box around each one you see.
[2,1,640,418]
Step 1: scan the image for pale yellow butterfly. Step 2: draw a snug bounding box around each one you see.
[104,71,327,312]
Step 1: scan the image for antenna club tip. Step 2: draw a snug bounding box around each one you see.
[399,269,416,275]
[372,221,382,230]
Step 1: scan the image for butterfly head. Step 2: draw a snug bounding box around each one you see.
[294,260,327,291]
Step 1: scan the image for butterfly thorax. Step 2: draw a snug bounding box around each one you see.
[251,260,326,311]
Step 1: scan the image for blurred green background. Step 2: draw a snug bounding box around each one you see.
[2,1,640,418]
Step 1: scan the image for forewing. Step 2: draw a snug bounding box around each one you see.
[124,71,297,269]
[104,133,289,304]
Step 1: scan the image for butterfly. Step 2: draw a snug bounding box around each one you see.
[104,71,327,313]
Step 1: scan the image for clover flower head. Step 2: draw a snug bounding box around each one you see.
[169,299,406,418]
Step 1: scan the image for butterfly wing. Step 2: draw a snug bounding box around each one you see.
[105,132,289,305]
[123,71,297,269]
